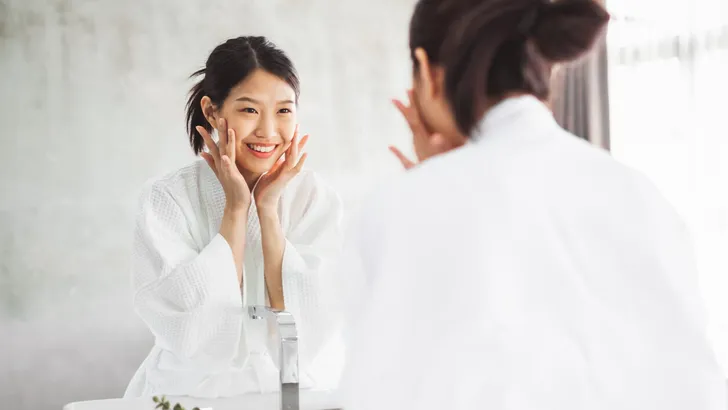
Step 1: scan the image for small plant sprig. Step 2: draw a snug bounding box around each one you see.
[152,395,201,410]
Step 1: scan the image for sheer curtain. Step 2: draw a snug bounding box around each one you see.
[550,38,611,149]
[606,0,728,374]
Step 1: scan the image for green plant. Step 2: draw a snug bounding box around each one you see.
[152,395,201,410]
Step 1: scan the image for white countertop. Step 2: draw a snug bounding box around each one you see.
[63,389,341,410]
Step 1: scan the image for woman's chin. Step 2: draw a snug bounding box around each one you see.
[235,157,274,175]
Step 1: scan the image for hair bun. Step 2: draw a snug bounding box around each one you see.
[531,0,610,62]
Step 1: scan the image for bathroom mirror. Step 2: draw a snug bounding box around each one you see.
[1,1,414,409]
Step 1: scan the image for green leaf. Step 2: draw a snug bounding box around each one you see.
[173,403,184,410]
[153,396,160,403]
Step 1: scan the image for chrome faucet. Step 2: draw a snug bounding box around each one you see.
[248,306,299,410]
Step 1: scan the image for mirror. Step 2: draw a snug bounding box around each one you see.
[0,1,414,409]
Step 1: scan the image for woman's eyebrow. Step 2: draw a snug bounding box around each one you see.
[234,97,294,105]
[235,96,261,104]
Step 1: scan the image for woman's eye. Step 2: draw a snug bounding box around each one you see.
[279,108,292,114]
[241,107,258,114]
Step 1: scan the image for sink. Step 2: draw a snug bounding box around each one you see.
[64,307,344,410]
[63,389,342,410]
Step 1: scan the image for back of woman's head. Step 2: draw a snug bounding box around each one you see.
[186,36,300,154]
[409,0,610,134]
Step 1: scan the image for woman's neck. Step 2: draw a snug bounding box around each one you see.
[240,167,262,191]
[484,91,531,112]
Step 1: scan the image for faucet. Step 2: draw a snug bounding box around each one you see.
[248,306,299,410]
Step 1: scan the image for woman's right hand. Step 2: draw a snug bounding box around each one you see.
[197,118,251,211]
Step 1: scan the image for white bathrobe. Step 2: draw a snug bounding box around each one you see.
[124,160,343,398]
[338,96,726,410]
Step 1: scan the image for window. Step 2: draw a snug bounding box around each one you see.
[607,0,728,374]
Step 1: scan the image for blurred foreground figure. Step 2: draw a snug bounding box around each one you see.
[338,1,727,409]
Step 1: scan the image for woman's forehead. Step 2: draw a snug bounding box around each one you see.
[228,69,296,103]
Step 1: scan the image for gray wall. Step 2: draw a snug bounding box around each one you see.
[0,1,416,408]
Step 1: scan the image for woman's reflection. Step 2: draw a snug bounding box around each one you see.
[124,36,343,398]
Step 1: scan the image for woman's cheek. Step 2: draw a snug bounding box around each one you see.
[230,117,256,139]
[280,124,296,143]
[279,113,296,127]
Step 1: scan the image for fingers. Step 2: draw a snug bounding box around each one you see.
[393,99,420,134]
[393,90,427,137]
[389,145,416,170]
[197,126,219,160]
[268,156,285,176]
[226,128,236,163]
[285,124,299,156]
[217,118,228,153]
[298,134,309,151]
[392,98,409,119]
[200,152,218,176]
[429,133,448,150]
[221,154,236,177]
[267,125,307,181]
[289,133,300,170]
[293,152,308,173]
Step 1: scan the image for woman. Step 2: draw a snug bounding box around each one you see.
[339,1,726,410]
[125,36,343,398]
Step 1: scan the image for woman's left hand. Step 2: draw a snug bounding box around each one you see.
[254,125,309,211]
[390,89,464,170]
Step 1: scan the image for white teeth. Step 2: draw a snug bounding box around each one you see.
[247,144,275,153]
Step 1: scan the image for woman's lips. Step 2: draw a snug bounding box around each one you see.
[245,143,278,159]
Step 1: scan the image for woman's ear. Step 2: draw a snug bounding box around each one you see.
[413,48,444,99]
[200,96,217,128]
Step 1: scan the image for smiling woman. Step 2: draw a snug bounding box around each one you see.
[124,36,344,398]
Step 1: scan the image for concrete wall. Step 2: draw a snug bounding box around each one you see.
[0,1,416,408]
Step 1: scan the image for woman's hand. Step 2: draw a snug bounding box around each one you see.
[197,118,252,212]
[254,125,309,211]
[388,146,416,170]
[390,89,462,169]
[197,118,250,284]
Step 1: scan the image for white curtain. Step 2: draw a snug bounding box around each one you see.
[606,0,728,375]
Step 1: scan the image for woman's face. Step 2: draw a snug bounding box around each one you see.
[209,69,297,176]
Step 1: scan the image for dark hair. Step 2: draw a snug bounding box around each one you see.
[185,36,300,154]
[409,0,610,134]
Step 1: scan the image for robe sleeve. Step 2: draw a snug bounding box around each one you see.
[130,182,243,365]
[279,173,345,379]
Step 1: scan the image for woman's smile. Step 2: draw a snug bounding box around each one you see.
[245,142,279,158]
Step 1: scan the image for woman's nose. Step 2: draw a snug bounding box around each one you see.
[255,115,277,139]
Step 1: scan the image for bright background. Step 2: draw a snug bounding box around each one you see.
[607,0,728,375]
